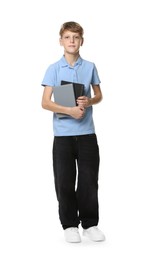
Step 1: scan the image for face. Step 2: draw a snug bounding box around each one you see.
[60,30,83,54]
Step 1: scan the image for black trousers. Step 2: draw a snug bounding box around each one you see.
[53,134,100,229]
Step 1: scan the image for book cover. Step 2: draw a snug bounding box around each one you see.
[61,80,84,100]
[53,83,76,118]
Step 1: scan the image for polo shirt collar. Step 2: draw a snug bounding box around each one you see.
[60,55,82,68]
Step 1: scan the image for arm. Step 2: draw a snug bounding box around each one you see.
[76,84,103,108]
[41,86,85,119]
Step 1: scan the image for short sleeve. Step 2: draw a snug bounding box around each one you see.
[41,65,56,87]
[91,64,101,85]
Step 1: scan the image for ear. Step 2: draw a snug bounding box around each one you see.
[81,37,84,46]
[59,38,63,46]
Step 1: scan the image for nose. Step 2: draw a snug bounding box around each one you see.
[70,36,75,43]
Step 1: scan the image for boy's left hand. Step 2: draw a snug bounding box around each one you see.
[77,96,91,108]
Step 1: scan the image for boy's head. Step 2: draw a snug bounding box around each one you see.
[59,21,84,39]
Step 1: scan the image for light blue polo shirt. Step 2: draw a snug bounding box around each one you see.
[41,56,101,136]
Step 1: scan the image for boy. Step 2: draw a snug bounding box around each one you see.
[41,21,105,243]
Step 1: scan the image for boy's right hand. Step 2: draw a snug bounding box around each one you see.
[69,106,85,119]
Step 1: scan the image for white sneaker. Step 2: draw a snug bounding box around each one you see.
[64,227,81,243]
[83,226,105,242]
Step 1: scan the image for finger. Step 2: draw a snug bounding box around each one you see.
[77,96,85,101]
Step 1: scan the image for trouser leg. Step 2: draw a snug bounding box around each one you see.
[53,137,80,229]
[76,134,100,229]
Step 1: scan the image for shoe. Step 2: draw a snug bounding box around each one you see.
[64,227,81,243]
[83,226,105,242]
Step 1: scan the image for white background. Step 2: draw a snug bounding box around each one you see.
[0,0,151,259]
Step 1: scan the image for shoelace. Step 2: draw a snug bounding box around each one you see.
[69,228,79,233]
[93,226,98,230]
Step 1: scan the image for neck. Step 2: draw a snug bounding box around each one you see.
[64,52,80,66]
